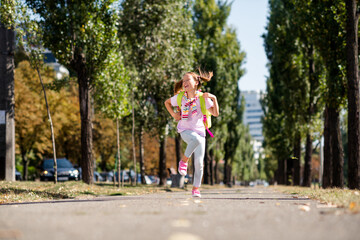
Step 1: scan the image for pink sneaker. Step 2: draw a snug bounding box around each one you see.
[178,160,188,176]
[192,189,201,198]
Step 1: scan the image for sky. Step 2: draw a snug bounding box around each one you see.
[227,0,269,92]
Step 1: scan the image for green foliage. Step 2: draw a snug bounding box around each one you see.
[26,0,120,82]
[0,0,16,27]
[93,50,131,120]
[262,0,348,182]
[119,0,195,135]
[193,0,251,180]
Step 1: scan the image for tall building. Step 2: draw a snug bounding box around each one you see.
[242,90,264,142]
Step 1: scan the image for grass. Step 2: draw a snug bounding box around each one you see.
[0,181,186,204]
[273,185,360,213]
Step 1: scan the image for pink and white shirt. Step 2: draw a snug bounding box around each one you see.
[170,94,214,137]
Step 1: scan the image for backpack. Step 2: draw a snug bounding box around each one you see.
[177,91,214,137]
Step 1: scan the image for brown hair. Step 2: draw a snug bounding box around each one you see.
[174,69,213,94]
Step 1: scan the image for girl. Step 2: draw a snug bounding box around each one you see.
[164,70,219,197]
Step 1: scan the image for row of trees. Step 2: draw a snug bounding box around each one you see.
[2,0,258,185]
[262,0,360,189]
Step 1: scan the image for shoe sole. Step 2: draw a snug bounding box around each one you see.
[178,169,187,176]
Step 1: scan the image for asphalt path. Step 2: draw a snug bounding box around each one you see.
[0,186,359,240]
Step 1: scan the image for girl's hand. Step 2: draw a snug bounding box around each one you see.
[202,92,219,117]
[172,112,181,121]
[202,92,216,100]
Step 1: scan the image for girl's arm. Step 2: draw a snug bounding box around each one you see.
[202,93,219,117]
[164,98,181,121]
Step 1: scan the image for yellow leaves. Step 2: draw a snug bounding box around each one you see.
[349,202,356,210]
[349,202,359,213]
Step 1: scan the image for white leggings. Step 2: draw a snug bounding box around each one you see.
[180,130,206,188]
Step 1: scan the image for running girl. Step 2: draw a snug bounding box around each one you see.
[164,70,219,197]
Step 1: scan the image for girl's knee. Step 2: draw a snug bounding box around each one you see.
[190,135,204,147]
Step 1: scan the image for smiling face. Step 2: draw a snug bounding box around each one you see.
[182,73,198,91]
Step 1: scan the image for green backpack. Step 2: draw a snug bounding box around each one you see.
[177,91,214,137]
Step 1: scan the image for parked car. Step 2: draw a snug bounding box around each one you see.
[136,174,153,185]
[100,172,114,182]
[15,170,22,181]
[148,175,160,184]
[113,170,131,182]
[94,171,104,182]
[40,158,79,182]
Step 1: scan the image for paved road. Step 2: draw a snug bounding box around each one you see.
[0,186,359,240]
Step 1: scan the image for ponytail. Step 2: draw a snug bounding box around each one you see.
[197,68,213,86]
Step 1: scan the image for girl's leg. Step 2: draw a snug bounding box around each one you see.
[192,136,206,189]
[180,130,204,162]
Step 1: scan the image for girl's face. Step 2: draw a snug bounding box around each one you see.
[182,74,198,91]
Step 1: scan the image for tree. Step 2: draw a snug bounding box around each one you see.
[14,61,48,180]
[346,0,360,189]
[93,50,131,186]
[304,0,347,188]
[26,0,120,184]
[119,0,195,185]
[263,0,296,185]
[192,0,246,186]
[14,60,81,179]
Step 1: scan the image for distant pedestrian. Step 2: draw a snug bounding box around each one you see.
[164,70,219,197]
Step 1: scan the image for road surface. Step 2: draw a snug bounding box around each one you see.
[0,186,359,240]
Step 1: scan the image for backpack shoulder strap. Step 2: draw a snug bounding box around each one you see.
[198,93,206,115]
[177,91,184,107]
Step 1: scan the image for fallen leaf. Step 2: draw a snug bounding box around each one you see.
[299,206,310,212]
[349,202,356,210]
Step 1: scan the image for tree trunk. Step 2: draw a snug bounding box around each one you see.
[139,126,146,184]
[346,0,360,189]
[36,68,57,184]
[226,164,232,187]
[303,133,313,187]
[158,126,168,186]
[223,151,233,187]
[22,153,28,181]
[223,158,229,186]
[175,135,181,170]
[277,158,286,185]
[323,106,332,188]
[330,107,344,188]
[286,157,293,185]
[131,93,137,185]
[0,22,15,181]
[293,133,301,185]
[77,64,94,185]
[116,118,121,187]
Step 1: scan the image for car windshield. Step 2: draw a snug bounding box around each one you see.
[43,159,73,169]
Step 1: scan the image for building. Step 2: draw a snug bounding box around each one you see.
[242,90,264,142]
[241,90,264,161]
